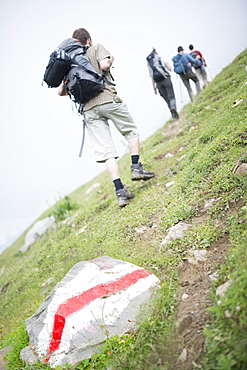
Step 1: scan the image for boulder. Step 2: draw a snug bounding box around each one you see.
[21,256,160,368]
[19,216,55,253]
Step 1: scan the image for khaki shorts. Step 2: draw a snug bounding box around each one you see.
[84,101,139,162]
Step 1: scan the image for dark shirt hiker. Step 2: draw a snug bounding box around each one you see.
[147,48,179,120]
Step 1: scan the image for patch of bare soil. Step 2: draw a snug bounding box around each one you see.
[175,234,231,369]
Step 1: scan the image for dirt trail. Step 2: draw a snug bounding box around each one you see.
[161,116,231,369]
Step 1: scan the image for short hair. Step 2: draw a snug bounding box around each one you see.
[189,44,194,50]
[72,28,91,45]
[178,46,184,52]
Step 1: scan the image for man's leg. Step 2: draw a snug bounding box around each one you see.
[156,79,178,119]
[181,76,194,101]
[100,102,155,182]
[187,69,201,94]
[85,106,133,207]
[201,68,208,87]
[164,78,179,119]
[105,157,134,207]
[129,138,155,181]
[105,157,120,181]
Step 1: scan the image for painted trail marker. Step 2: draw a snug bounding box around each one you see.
[21,256,160,368]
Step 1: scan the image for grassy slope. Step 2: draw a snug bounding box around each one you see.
[0,49,247,370]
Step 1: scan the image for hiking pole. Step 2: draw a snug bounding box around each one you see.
[178,76,183,104]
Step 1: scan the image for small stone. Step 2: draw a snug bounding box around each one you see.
[177,154,186,162]
[187,257,198,265]
[161,222,189,245]
[176,314,193,335]
[234,163,247,176]
[177,348,187,363]
[0,346,13,368]
[216,280,232,297]
[85,183,100,194]
[135,226,147,234]
[209,272,219,281]
[77,225,88,234]
[182,293,189,301]
[165,153,174,158]
[188,249,208,262]
[204,198,216,209]
[165,181,175,188]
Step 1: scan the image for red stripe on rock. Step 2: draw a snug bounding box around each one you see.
[45,268,151,362]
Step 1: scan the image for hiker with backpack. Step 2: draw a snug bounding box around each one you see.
[172,46,201,102]
[189,44,208,88]
[146,49,179,120]
[57,28,155,207]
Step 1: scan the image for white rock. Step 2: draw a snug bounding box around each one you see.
[177,154,186,162]
[165,153,174,158]
[216,280,232,297]
[177,348,187,363]
[85,183,100,194]
[61,214,78,226]
[22,256,160,368]
[187,257,198,265]
[161,222,189,245]
[135,226,147,234]
[165,181,175,188]
[209,272,219,282]
[19,216,55,253]
[182,293,189,301]
[77,225,88,234]
[188,249,208,262]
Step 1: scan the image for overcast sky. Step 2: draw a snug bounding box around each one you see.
[0,0,246,254]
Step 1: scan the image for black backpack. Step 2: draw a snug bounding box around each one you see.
[43,42,84,88]
[64,51,109,114]
[43,39,115,156]
[146,52,169,82]
[43,38,114,112]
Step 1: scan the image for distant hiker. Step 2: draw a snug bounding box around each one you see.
[58,28,155,207]
[172,46,201,102]
[146,49,179,120]
[189,44,208,88]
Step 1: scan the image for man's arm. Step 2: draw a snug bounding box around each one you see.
[58,82,68,96]
[165,62,172,71]
[100,55,114,71]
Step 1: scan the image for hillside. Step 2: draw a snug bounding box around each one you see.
[0,49,247,370]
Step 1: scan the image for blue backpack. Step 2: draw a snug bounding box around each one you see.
[173,54,191,75]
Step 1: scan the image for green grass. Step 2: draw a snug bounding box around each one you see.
[0,49,247,369]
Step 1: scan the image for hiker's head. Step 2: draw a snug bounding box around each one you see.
[178,46,184,53]
[189,44,194,50]
[72,28,92,46]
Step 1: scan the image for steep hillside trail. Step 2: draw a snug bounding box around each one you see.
[153,113,233,369]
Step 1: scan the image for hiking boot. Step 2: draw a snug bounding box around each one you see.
[171,108,179,120]
[116,185,134,207]
[131,161,155,181]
